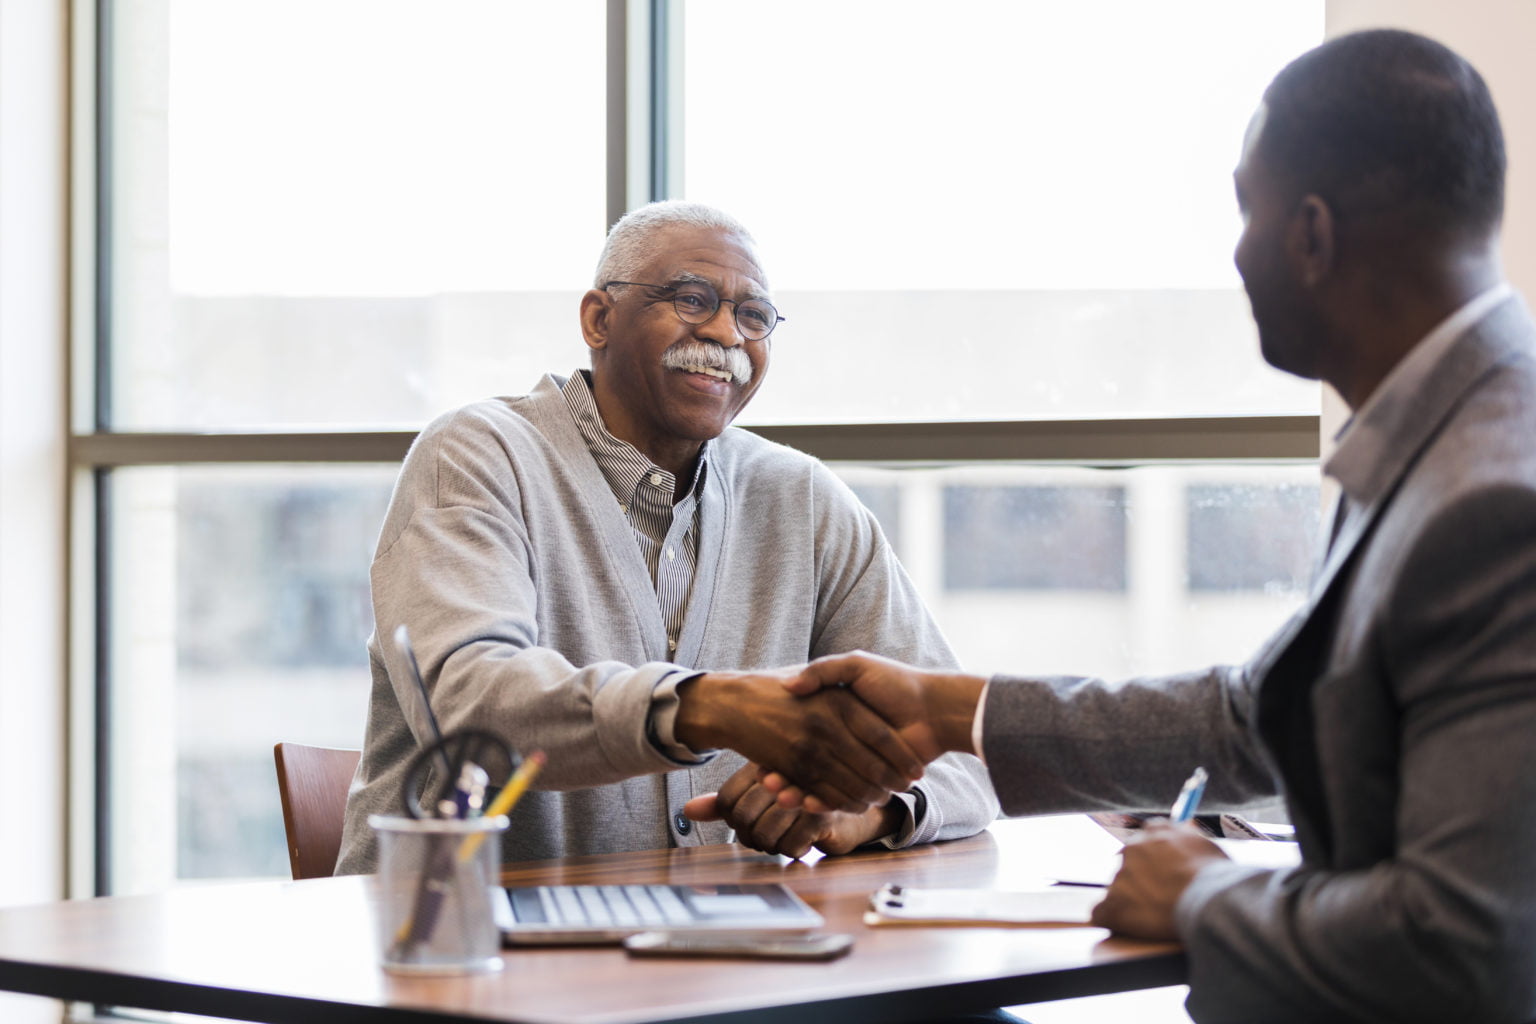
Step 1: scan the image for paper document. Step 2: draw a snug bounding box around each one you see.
[1212,837,1302,870]
[865,882,1103,927]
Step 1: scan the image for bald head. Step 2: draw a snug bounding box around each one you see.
[1257,29,1505,242]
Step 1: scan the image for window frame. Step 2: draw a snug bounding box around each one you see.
[68,0,1320,896]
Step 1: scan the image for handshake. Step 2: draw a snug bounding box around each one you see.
[673,652,988,856]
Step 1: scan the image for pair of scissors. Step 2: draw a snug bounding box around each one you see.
[394,625,518,820]
[402,729,518,820]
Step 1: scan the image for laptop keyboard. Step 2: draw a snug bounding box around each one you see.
[514,885,695,928]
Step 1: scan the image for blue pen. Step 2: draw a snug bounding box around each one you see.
[1170,766,1208,823]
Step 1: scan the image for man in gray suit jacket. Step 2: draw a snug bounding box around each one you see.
[776,30,1536,1024]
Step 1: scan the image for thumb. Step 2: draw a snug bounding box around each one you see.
[785,655,857,696]
[682,793,722,822]
[781,670,823,696]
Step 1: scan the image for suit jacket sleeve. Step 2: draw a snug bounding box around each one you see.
[978,661,1281,818]
[1174,485,1536,1024]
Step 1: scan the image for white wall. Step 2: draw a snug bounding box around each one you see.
[0,0,68,900]
[0,0,69,1020]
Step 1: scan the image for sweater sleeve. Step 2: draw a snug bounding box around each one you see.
[370,408,707,791]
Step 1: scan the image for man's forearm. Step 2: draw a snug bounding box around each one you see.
[673,672,734,751]
[924,672,988,756]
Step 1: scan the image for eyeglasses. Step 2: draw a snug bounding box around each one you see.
[603,280,785,341]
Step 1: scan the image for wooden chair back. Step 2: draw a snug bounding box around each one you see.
[273,742,362,880]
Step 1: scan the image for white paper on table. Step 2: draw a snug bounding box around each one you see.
[865,882,1104,927]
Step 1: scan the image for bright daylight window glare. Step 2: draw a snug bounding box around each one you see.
[685,0,1324,423]
[114,0,605,430]
[99,2,1324,891]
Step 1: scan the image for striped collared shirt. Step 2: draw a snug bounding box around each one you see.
[561,370,705,657]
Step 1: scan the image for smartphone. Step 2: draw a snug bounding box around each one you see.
[622,931,854,961]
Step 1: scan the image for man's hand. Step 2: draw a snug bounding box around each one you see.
[784,652,987,761]
[763,652,988,812]
[1089,822,1229,940]
[683,764,901,859]
[674,666,924,814]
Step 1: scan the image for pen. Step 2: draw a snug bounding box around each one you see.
[1170,766,1208,824]
[391,751,547,954]
[448,759,489,820]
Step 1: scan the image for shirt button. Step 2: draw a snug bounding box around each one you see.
[667,638,678,652]
[666,547,676,561]
[649,472,663,487]
[674,813,692,836]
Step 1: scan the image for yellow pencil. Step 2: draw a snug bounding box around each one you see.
[390,752,547,953]
[458,750,545,863]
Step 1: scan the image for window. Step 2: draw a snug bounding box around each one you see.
[81,2,1324,891]
[111,0,606,431]
[1187,481,1320,592]
[685,0,1324,424]
[943,484,1129,591]
[97,0,609,891]
[106,466,395,887]
[842,464,1318,680]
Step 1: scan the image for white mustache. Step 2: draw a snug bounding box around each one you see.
[660,341,753,386]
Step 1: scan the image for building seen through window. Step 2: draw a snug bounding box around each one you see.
[150,467,1316,880]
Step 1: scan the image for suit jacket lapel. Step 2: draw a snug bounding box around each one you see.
[1253,297,1534,862]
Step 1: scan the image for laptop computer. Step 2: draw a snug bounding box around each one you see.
[494,882,824,945]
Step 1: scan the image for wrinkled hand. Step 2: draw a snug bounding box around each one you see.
[683,764,898,859]
[675,666,924,814]
[1089,822,1229,940]
[763,652,986,813]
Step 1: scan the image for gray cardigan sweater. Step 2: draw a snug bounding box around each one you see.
[337,374,997,872]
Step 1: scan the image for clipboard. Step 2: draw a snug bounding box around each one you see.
[865,882,1104,928]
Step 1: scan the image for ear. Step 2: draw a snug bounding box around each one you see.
[579,288,613,353]
[1287,195,1336,288]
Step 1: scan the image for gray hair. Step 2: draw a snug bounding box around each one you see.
[593,200,761,289]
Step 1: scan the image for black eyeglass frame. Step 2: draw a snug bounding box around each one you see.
[603,279,786,340]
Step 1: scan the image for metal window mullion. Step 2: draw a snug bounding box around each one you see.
[92,0,112,433]
[648,0,683,200]
[606,0,683,228]
[88,0,114,905]
[607,0,652,228]
[648,0,667,200]
[90,468,112,899]
[604,0,630,230]
[67,416,1321,468]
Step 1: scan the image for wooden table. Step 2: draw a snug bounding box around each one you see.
[0,817,1183,1024]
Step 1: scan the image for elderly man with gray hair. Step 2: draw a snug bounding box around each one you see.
[336,200,997,874]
